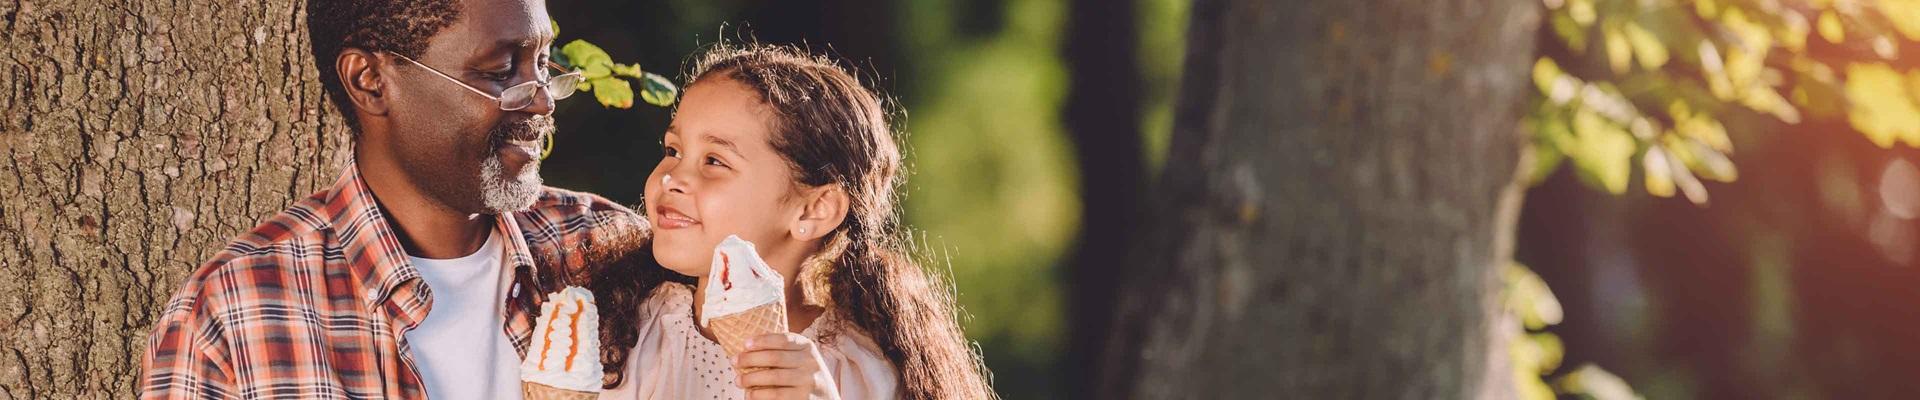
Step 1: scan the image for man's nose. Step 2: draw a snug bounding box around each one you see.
[521,84,556,116]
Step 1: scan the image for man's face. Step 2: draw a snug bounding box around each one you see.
[385,0,555,215]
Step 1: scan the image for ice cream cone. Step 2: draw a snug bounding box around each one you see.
[521,381,597,400]
[708,301,788,357]
[521,286,604,396]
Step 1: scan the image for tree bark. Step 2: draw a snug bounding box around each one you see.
[1096,0,1539,398]
[0,1,347,398]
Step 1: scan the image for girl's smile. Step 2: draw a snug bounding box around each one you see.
[653,203,700,230]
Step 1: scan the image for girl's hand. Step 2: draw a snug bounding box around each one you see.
[735,333,840,400]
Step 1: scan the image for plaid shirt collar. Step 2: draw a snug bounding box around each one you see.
[324,161,545,339]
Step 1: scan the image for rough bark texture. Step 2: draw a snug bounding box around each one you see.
[1096,0,1538,398]
[0,1,348,398]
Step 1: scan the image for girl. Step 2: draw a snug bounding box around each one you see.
[584,43,996,399]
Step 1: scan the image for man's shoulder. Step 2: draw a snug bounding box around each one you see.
[209,192,335,264]
[174,194,338,308]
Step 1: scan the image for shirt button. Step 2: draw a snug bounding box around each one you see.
[366,288,379,298]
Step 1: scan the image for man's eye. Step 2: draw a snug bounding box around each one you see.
[481,68,515,82]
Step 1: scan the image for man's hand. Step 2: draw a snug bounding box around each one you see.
[734,333,840,400]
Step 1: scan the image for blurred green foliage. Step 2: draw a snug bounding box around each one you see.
[1529,0,1920,205]
[1507,262,1645,400]
[1139,0,1190,177]
[896,0,1077,396]
[894,0,1189,397]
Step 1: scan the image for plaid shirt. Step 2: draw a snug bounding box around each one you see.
[139,162,646,399]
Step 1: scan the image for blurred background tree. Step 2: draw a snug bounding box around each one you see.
[1521,0,1920,399]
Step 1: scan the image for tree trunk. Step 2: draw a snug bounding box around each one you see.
[1062,0,1144,396]
[0,1,346,398]
[1095,0,1539,398]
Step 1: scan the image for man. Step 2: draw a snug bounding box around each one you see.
[138,0,644,398]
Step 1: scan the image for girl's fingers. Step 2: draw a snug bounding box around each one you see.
[746,387,806,400]
[734,347,816,370]
[745,333,808,351]
[737,367,810,388]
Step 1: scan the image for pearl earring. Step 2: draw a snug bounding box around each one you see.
[800,227,808,234]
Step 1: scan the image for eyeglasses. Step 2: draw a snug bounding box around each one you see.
[389,52,584,112]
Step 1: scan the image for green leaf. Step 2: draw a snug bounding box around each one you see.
[612,63,645,79]
[1660,135,1736,187]
[1643,147,1676,198]
[1530,333,1565,372]
[1551,13,1589,54]
[1504,262,1564,330]
[560,40,614,72]
[1603,23,1633,74]
[1622,22,1668,70]
[1528,140,1567,186]
[1554,364,1645,400]
[582,63,612,80]
[589,77,635,109]
[1700,41,1736,100]
[1568,0,1596,27]
[1883,0,1920,41]
[1741,87,1802,124]
[1843,63,1920,148]
[640,72,679,107]
[1534,58,1579,104]
[1571,108,1635,194]
[1818,11,1845,43]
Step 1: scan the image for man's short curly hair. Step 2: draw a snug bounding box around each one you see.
[307,0,463,132]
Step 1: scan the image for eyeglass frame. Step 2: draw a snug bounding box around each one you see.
[387,51,584,112]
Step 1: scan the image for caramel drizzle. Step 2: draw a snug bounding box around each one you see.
[564,299,584,370]
[536,301,561,370]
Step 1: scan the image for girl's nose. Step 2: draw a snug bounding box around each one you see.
[663,173,685,194]
[663,163,697,193]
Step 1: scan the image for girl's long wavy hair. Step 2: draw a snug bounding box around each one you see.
[553,42,995,399]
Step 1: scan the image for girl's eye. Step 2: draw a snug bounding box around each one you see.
[662,145,680,158]
[705,156,728,168]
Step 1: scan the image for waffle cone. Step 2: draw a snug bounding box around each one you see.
[521,382,597,400]
[708,302,788,357]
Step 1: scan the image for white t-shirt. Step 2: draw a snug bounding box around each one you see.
[404,230,524,400]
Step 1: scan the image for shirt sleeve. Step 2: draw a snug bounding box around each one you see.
[519,190,650,284]
[139,275,240,400]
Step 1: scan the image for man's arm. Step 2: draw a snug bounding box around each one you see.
[139,277,239,400]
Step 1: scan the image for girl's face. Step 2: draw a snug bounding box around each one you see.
[644,77,805,278]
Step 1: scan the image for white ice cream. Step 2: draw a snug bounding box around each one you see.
[520,286,603,392]
[699,235,786,327]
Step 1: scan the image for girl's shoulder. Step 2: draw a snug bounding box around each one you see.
[636,282,695,318]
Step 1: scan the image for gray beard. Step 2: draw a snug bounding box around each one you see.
[478,149,542,214]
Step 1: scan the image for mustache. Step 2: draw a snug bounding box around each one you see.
[489,115,555,146]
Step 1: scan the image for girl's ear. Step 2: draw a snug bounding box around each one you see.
[338,49,392,119]
[792,184,850,241]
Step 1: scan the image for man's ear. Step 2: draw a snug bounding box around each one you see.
[337,49,391,119]
[792,184,850,241]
